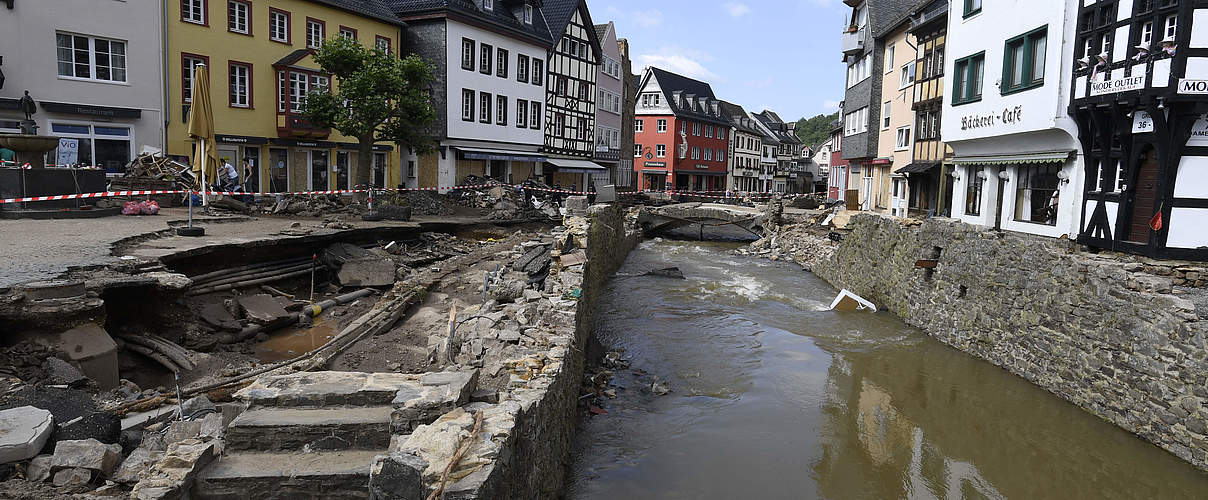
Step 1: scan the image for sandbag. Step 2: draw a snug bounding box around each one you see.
[121,201,141,215]
[139,200,160,215]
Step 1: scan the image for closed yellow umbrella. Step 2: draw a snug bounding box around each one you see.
[187,63,219,205]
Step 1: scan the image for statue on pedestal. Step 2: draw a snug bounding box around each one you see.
[18,90,38,135]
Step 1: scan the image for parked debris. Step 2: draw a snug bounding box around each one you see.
[829,289,877,312]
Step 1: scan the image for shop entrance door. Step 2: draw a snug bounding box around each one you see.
[1129,148,1160,243]
[242,147,260,193]
[335,151,350,191]
[269,149,289,193]
[310,150,329,191]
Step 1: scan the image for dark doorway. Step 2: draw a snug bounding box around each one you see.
[489,160,506,180]
[1129,147,1160,243]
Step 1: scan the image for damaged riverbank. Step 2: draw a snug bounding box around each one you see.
[750,210,1208,471]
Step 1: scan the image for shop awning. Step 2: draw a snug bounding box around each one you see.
[455,147,546,162]
[546,158,608,173]
[949,151,1072,166]
[896,162,938,174]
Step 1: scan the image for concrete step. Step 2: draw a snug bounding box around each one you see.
[192,450,379,500]
[236,372,424,407]
[225,406,393,452]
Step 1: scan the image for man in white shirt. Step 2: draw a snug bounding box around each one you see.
[217,158,239,192]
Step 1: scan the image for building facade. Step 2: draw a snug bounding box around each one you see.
[617,37,637,189]
[1072,0,1208,259]
[0,0,165,174]
[721,101,763,193]
[592,21,623,189]
[396,0,551,191]
[633,67,731,192]
[165,0,402,193]
[541,0,604,190]
[902,0,952,217]
[752,110,803,194]
[943,0,1084,238]
[827,116,850,201]
[879,16,916,216]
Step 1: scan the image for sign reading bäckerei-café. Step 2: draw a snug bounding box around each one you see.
[1090,75,1146,96]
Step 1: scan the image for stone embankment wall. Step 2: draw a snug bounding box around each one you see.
[814,214,1208,469]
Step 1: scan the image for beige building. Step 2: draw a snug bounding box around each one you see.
[874,19,915,216]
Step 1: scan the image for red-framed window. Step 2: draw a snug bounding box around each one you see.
[227,0,252,35]
[339,25,357,40]
[181,0,208,26]
[306,17,326,49]
[181,52,210,104]
[375,35,392,54]
[268,8,291,44]
[228,61,253,109]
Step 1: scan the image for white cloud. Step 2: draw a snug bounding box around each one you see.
[723,2,751,17]
[636,50,719,81]
[822,99,842,111]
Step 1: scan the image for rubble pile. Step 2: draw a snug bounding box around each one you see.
[262,194,365,217]
[406,191,456,216]
[740,219,838,271]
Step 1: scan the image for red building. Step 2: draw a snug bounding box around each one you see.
[633,67,730,192]
[826,120,848,201]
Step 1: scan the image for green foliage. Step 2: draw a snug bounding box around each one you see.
[303,37,437,184]
[794,112,840,149]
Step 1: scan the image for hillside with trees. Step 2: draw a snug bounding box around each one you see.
[794,112,839,148]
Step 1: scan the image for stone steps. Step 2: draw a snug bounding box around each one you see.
[192,450,379,500]
[225,406,393,452]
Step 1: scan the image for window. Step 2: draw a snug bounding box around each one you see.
[269,9,290,43]
[480,43,493,75]
[480,92,492,123]
[1014,164,1061,225]
[497,48,508,78]
[181,54,207,103]
[693,122,701,136]
[895,126,911,151]
[496,95,507,125]
[375,36,391,54]
[229,62,251,108]
[517,98,527,128]
[482,0,492,11]
[532,59,543,85]
[882,101,891,129]
[846,54,870,88]
[276,70,286,111]
[1165,15,1177,40]
[49,123,132,173]
[705,125,713,138]
[964,0,981,18]
[182,0,206,24]
[844,107,868,136]
[953,52,985,105]
[691,146,700,160]
[635,119,643,132]
[556,76,567,96]
[461,38,475,70]
[1002,26,1047,94]
[517,54,529,82]
[408,160,417,178]
[530,102,541,129]
[704,148,712,161]
[306,19,325,49]
[965,167,983,216]
[656,144,666,157]
[339,27,357,40]
[228,1,250,34]
[288,72,308,111]
[1140,21,1154,47]
[899,62,916,88]
[1114,161,1125,192]
[462,89,474,121]
[524,4,533,24]
[634,144,642,157]
[57,33,127,83]
[885,44,895,73]
[657,119,667,133]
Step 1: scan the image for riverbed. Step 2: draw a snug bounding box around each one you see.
[567,239,1208,499]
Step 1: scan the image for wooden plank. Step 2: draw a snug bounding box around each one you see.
[915,259,939,269]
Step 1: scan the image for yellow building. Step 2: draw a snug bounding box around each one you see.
[166,0,404,193]
[875,22,915,216]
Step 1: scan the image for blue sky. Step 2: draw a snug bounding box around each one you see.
[588,0,848,121]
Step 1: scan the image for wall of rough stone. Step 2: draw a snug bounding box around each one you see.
[814,214,1208,470]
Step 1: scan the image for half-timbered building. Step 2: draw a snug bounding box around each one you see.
[540,0,605,190]
[903,0,952,217]
[1072,0,1208,260]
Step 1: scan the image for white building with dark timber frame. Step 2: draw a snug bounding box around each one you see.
[1072,0,1208,260]
[539,0,606,191]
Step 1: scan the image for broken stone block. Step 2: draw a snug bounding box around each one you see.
[237,294,292,326]
[57,323,119,390]
[199,303,242,332]
[0,406,54,464]
[180,395,216,420]
[564,195,589,214]
[497,330,521,343]
[26,454,52,482]
[50,438,122,477]
[112,447,162,484]
[52,467,93,487]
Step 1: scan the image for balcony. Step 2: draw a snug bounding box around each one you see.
[277,110,330,139]
[841,28,866,57]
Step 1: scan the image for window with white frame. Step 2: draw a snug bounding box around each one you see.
[899,62,916,88]
[885,44,895,73]
[269,10,289,43]
[517,54,529,82]
[376,36,391,53]
[496,95,507,125]
[1140,21,1154,47]
[228,1,249,34]
[691,146,700,160]
[657,119,667,133]
[524,4,533,24]
[516,98,527,128]
[276,70,286,111]
[656,144,666,157]
[482,0,493,11]
[692,122,701,136]
[462,38,475,70]
[844,107,868,136]
[229,63,250,108]
[56,33,127,83]
[704,148,712,161]
[288,72,309,111]
[705,124,713,138]
[895,126,911,151]
[462,89,475,121]
[479,91,492,123]
[307,19,324,48]
[339,27,356,40]
[529,101,541,129]
[882,101,891,129]
[497,48,508,78]
[182,0,205,24]
[531,59,543,85]
[634,144,642,157]
[1165,15,1177,40]
[182,55,206,103]
[846,54,869,88]
[635,119,643,132]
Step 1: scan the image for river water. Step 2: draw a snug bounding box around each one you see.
[567,239,1208,499]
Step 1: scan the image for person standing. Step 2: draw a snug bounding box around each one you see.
[217,157,238,192]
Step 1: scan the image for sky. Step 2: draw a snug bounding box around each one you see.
[588,0,848,121]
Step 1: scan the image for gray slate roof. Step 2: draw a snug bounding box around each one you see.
[313,0,406,26]
[388,0,553,44]
[645,67,730,127]
[719,101,761,135]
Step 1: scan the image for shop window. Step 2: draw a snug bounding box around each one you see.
[1014,164,1061,225]
[49,122,131,173]
[965,167,983,216]
[1003,26,1047,94]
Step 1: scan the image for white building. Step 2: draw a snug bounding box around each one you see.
[0,0,165,173]
[942,0,1084,238]
[720,101,762,192]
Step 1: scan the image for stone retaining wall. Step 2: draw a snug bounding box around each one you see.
[814,214,1208,470]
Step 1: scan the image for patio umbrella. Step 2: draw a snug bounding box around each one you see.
[187,63,218,206]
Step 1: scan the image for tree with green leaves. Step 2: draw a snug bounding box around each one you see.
[304,36,436,187]
[794,112,840,149]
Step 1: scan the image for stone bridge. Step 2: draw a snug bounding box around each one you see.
[637,203,767,241]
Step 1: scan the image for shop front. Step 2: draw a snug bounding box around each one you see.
[5,102,150,175]
[452,147,546,186]
[545,157,608,193]
[949,151,1078,238]
[208,135,395,193]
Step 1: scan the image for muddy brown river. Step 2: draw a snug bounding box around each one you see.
[567,240,1208,499]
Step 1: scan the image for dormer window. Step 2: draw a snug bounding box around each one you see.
[524,4,533,24]
[482,0,493,12]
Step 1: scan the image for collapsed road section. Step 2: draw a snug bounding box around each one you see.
[0,202,637,499]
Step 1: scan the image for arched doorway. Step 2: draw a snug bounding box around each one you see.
[1128,146,1160,244]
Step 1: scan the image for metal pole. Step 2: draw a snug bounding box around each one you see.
[174,372,185,420]
[310,253,317,304]
[187,186,194,228]
[200,138,208,207]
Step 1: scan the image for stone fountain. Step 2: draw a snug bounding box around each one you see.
[0,90,114,218]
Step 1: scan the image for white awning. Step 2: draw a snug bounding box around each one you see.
[949,151,1072,166]
[454,147,546,162]
[546,158,608,173]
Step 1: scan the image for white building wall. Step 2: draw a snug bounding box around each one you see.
[445,21,546,147]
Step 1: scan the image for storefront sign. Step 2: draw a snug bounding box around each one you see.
[41,101,141,119]
[1178,79,1208,95]
[1132,111,1155,134]
[56,138,78,165]
[1090,75,1146,96]
[216,134,268,145]
[695,164,710,169]
[643,161,666,167]
[1188,113,1208,147]
[959,106,1023,131]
